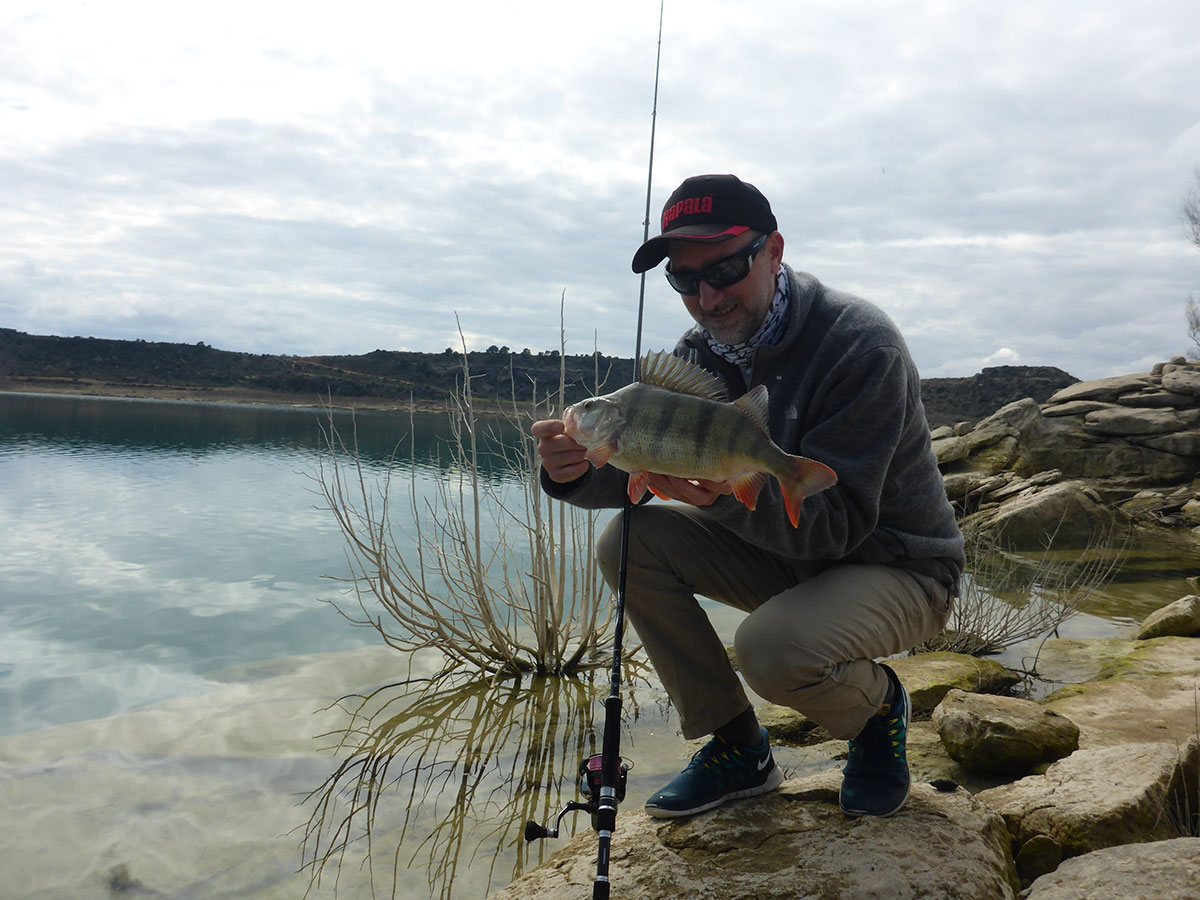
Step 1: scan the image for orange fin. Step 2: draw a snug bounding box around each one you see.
[730,471,767,511]
[585,442,617,468]
[627,471,651,504]
[780,458,838,527]
[638,350,727,401]
[732,385,770,434]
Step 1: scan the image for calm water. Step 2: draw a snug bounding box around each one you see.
[0,392,485,736]
[1,391,1193,900]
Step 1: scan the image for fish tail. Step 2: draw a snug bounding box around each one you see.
[780,457,838,528]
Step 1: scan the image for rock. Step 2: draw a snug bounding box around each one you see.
[1084,406,1194,436]
[954,421,974,436]
[966,480,1121,550]
[930,424,954,440]
[932,434,970,465]
[757,704,831,746]
[1040,400,1116,417]
[932,689,1079,774]
[889,653,1022,716]
[1136,595,1200,639]
[976,739,1199,859]
[1117,388,1198,408]
[1182,499,1200,525]
[487,772,1020,900]
[1131,429,1200,456]
[1162,367,1200,398]
[1040,637,1200,748]
[942,470,1011,502]
[1047,375,1154,404]
[1022,837,1200,900]
[1015,834,1063,886]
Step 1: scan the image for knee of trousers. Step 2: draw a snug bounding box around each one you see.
[734,612,828,705]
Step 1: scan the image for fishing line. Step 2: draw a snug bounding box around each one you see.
[523,4,665,898]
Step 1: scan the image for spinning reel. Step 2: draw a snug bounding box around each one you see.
[524,753,633,841]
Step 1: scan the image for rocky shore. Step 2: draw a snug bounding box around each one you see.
[488,359,1200,900]
[932,357,1200,549]
[488,604,1200,900]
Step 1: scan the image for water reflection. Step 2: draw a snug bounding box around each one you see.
[303,663,650,900]
[0,391,522,475]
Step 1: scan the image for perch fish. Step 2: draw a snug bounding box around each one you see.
[562,351,837,527]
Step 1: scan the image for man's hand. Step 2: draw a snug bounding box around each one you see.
[644,473,733,507]
[531,419,591,484]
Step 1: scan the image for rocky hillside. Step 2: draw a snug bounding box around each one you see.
[0,328,1076,423]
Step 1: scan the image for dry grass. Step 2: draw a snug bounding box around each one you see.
[917,519,1126,658]
[312,318,617,678]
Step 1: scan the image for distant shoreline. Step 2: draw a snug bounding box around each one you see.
[0,376,541,417]
[0,376,448,412]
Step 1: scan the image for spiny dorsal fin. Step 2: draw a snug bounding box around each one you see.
[639,350,727,401]
[732,385,770,434]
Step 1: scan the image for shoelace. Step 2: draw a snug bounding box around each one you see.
[686,738,753,783]
[849,702,905,761]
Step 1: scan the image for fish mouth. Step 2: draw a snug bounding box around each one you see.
[561,404,580,437]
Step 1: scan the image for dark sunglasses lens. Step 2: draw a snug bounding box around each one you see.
[665,269,701,294]
[704,257,751,289]
[664,233,767,295]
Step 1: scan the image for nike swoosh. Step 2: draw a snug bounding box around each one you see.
[757,755,772,771]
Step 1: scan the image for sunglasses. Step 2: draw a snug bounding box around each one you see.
[664,232,771,295]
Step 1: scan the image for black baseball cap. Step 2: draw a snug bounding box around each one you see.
[631,174,777,273]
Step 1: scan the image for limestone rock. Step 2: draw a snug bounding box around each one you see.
[1023,837,1200,900]
[889,653,1022,715]
[487,772,1020,900]
[1040,400,1116,417]
[1014,834,1062,886]
[1040,636,1200,748]
[1162,367,1200,398]
[966,480,1120,549]
[1132,428,1200,456]
[1136,595,1200,639]
[1084,406,1194,436]
[977,739,1199,860]
[1047,375,1154,404]
[931,434,970,465]
[932,689,1079,774]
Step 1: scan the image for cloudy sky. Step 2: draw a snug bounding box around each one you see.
[2,1,1199,380]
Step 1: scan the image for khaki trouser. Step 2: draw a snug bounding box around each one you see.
[596,505,952,741]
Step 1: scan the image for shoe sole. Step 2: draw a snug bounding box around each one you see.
[644,765,784,819]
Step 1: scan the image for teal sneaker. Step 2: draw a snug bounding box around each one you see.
[839,663,911,818]
[645,727,783,819]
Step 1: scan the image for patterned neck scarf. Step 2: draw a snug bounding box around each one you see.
[704,267,790,372]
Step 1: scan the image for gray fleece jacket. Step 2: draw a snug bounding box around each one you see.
[541,264,965,592]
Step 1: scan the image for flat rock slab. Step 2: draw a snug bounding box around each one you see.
[488,772,1019,900]
[1040,636,1200,748]
[1023,837,1200,900]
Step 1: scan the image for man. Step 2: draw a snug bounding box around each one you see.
[532,174,964,820]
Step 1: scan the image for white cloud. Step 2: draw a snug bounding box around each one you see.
[1,0,1199,380]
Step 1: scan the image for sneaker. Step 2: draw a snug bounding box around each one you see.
[644,727,783,819]
[839,663,911,818]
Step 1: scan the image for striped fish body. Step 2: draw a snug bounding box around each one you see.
[562,351,837,527]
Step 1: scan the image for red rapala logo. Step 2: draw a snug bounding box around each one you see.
[662,195,714,229]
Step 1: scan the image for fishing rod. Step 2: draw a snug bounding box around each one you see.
[524,3,665,898]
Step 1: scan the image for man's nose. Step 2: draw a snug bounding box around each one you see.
[696,282,728,310]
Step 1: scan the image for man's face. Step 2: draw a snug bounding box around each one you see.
[665,231,784,345]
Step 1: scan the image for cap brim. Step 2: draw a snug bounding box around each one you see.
[630,225,749,273]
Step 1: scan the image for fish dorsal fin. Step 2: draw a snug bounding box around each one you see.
[639,350,727,401]
[732,385,770,434]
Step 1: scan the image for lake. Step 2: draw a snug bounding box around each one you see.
[0,390,1189,899]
